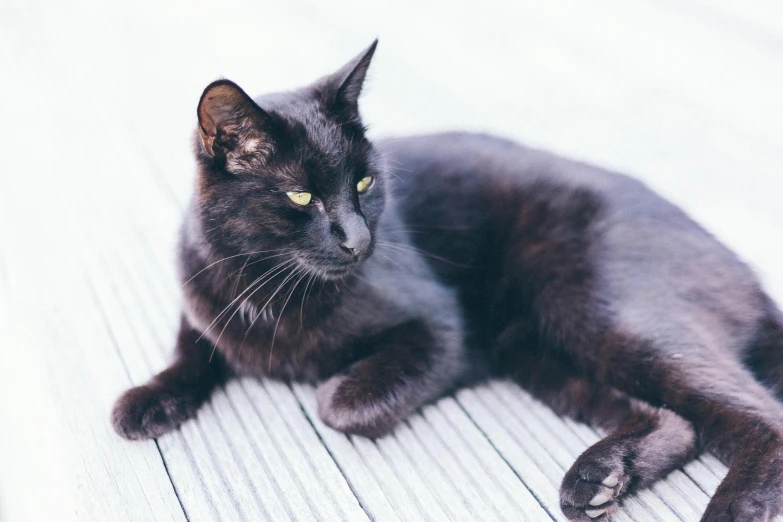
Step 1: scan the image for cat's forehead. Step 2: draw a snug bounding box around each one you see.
[267,95,350,143]
[258,92,363,177]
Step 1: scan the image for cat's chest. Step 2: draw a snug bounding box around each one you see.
[216,294,362,381]
[186,258,426,381]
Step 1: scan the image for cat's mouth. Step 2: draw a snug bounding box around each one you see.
[296,243,374,281]
[318,266,353,280]
[296,230,377,279]
[295,257,358,281]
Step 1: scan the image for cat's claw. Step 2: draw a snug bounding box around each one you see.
[589,488,615,506]
[601,472,621,488]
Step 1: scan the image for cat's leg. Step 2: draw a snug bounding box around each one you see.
[744,304,783,400]
[592,331,783,522]
[510,355,698,521]
[111,316,227,440]
[559,395,696,520]
[316,319,465,438]
[682,374,783,521]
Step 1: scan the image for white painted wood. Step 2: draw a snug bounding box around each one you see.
[423,399,549,519]
[237,379,360,521]
[256,380,369,521]
[293,383,404,521]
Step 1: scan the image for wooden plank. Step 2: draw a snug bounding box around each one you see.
[0,26,186,522]
[0,203,186,522]
[294,381,557,521]
[294,384,404,521]
[258,380,371,521]
[425,399,551,519]
[456,388,567,520]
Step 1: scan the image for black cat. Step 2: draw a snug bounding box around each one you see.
[112,42,783,521]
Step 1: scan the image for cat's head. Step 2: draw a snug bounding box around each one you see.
[192,41,383,280]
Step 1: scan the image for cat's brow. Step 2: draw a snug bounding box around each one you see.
[258,162,308,188]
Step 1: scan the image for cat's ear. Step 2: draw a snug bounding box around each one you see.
[322,40,378,120]
[197,79,270,162]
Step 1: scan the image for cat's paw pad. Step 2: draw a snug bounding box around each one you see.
[316,374,399,439]
[560,458,628,521]
[111,383,196,440]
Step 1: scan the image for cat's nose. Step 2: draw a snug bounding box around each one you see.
[335,213,371,258]
[340,228,371,258]
[341,243,360,257]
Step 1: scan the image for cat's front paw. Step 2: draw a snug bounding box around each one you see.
[111,383,197,440]
[560,447,629,520]
[315,374,400,439]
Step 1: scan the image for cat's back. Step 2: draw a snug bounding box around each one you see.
[378,132,765,348]
[377,132,696,269]
[380,132,667,221]
[378,132,745,256]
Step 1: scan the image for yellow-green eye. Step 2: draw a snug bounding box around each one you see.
[286,191,312,206]
[357,176,374,193]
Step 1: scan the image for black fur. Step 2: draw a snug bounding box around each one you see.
[112,42,783,521]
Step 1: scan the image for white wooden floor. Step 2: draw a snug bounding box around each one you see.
[2,0,783,520]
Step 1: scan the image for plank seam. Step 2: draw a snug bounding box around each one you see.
[414,412,512,519]
[368,439,435,521]
[83,275,190,522]
[258,380,367,520]
[205,398,274,520]
[493,383,695,520]
[156,439,192,522]
[681,460,723,497]
[394,422,476,519]
[193,418,247,521]
[220,385,301,520]
[289,385,375,521]
[453,398,558,521]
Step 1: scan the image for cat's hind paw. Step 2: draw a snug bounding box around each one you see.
[560,459,628,520]
[111,383,198,440]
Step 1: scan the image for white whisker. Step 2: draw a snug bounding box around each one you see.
[182,248,288,287]
[268,270,308,370]
[200,258,297,347]
[299,270,316,331]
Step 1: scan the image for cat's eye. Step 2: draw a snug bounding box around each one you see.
[286,191,312,206]
[357,176,374,193]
